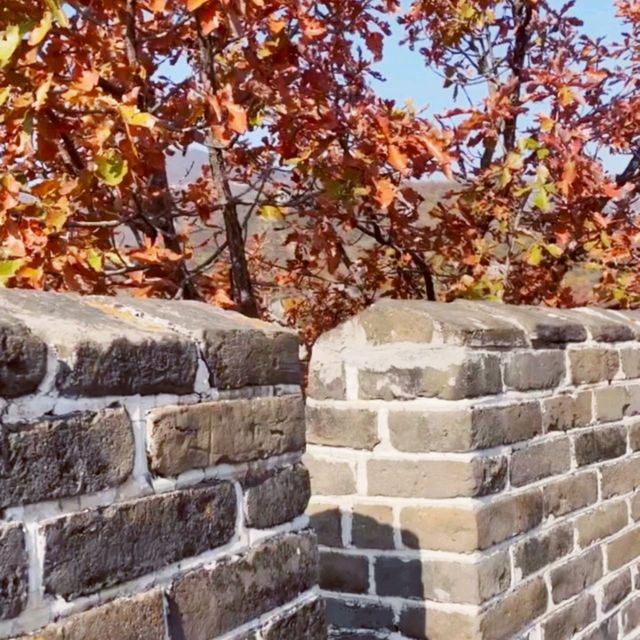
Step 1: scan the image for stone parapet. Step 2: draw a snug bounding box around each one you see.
[307,299,640,640]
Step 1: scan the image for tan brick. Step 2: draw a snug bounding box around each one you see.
[513,523,573,579]
[376,552,510,605]
[607,526,640,570]
[388,408,475,452]
[470,402,543,448]
[480,577,548,640]
[582,616,618,640]
[595,385,631,423]
[399,604,481,640]
[504,351,566,391]
[602,569,632,613]
[550,547,603,603]
[307,503,342,548]
[633,492,640,521]
[569,348,619,384]
[621,346,640,379]
[542,593,597,640]
[304,454,356,496]
[13,590,166,640]
[510,438,571,487]
[148,396,305,475]
[367,457,507,499]
[358,352,502,401]
[626,380,640,416]
[575,425,626,466]
[601,456,640,498]
[476,491,543,550]
[306,405,379,450]
[576,501,628,548]
[621,595,640,635]
[543,392,592,432]
[319,551,368,594]
[401,505,479,552]
[629,421,640,450]
[352,504,394,550]
[543,471,598,518]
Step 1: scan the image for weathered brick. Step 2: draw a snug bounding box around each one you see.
[304,454,356,496]
[98,296,302,389]
[630,421,640,450]
[574,425,626,466]
[352,504,394,550]
[13,590,166,640]
[569,348,619,384]
[43,483,236,598]
[595,385,631,422]
[476,491,543,550]
[621,595,640,635]
[244,464,310,529]
[307,352,346,400]
[358,352,502,401]
[367,456,507,499]
[358,299,527,347]
[388,408,475,452]
[504,350,566,391]
[542,593,597,640]
[480,577,548,640]
[390,402,542,453]
[306,405,379,450]
[510,438,571,487]
[261,599,326,640]
[1,292,201,397]
[401,491,542,553]
[543,471,598,518]
[399,604,481,640]
[602,569,632,612]
[0,320,47,398]
[308,503,342,547]
[169,532,318,640]
[601,456,640,498]
[626,380,640,416]
[319,551,368,594]
[148,396,305,476]
[621,346,640,379]
[0,409,133,508]
[374,556,423,599]
[0,523,27,620]
[543,392,592,432]
[325,597,394,631]
[582,616,619,640]
[557,309,635,342]
[607,526,640,570]
[550,547,603,603]
[633,492,640,521]
[513,523,573,579]
[576,501,628,547]
[469,401,543,448]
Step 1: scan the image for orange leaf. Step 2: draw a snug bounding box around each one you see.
[388,145,408,173]
[149,0,167,10]
[424,136,452,179]
[227,102,247,134]
[374,178,396,209]
[187,0,208,11]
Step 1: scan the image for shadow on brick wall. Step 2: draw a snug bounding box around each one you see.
[310,508,426,639]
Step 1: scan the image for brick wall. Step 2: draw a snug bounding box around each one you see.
[307,299,640,640]
[0,290,324,639]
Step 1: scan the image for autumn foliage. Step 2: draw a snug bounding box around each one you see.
[2,0,640,343]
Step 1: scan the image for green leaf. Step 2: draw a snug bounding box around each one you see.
[544,243,563,258]
[0,258,24,285]
[259,204,285,222]
[0,25,22,68]
[96,150,128,187]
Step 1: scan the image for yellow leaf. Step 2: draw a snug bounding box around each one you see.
[544,243,563,258]
[601,231,611,248]
[96,150,129,186]
[86,249,103,272]
[259,205,285,221]
[540,115,555,132]
[45,0,69,28]
[29,11,53,46]
[34,75,52,109]
[558,86,575,107]
[120,105,156,129]
[0,87,10,107]
[527,244,544,266]
[459,2,475,19]
[0,25,22,68]
[505,151,523,170]
[532,188,551,212]
[0,259,25,284]
[45,200,69,231]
